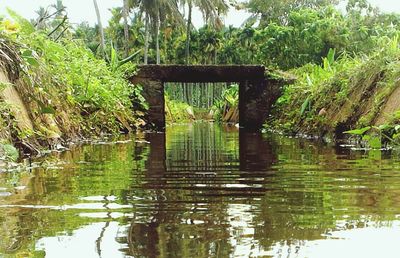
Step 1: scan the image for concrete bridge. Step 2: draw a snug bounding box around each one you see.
[129,65,287,131]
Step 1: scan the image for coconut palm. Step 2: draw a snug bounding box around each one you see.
[93,0,106,58]
[130,0,183,64]
[123,0,130,57]
[181,0,229,64]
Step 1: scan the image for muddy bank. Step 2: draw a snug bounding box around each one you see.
[271,45,400,141]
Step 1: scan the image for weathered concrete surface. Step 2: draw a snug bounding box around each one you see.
[131,65,265,83]
[239,79,283,131]
[129,65,288,131]
[139,80,165,130]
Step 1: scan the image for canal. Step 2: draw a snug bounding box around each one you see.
[1,122,400,257]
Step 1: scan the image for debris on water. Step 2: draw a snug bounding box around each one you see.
[0,192,12,197]
[45,166,64,170]
[340,144,356,148]
[115,140,132,144]
[14,186,27,191]
[135,140,150,144]
[77,161,91,164]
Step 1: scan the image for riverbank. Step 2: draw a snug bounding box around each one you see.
[270,41,400,147]
[0,15,146,162]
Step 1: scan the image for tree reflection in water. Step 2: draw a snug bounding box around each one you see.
[2,122,400,257]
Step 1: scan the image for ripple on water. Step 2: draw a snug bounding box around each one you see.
[1,122,400,258]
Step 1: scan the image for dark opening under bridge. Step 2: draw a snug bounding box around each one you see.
[129,65,287,131]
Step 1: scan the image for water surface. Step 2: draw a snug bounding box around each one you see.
[1,122,400,257]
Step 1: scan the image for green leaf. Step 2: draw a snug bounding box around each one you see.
[21,49,39,67]
[362,135,371,141]
[377,124,390,131]
[344,126,371,135]
[22,49,32,57]
[119,49,142,67]
[300,97,310,116]
[1,143,19,162]
[24,56,39,67]
[327,48,335,66]
[40,106,56,115]
[110,43,119,72]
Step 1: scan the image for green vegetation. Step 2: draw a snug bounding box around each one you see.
[212,83,239,123]
[84,0,400,139]
[270,35,400,147]
[164,83,240,124]
[165,94,195,123]
[165,82,234,123]
[0,8,146,156]
[2,0,400,151]
[0,143,19,161]
[89,0,400,70]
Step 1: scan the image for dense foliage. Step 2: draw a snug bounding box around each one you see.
[75,0,400,127]
[81,0,398,70]
[2,0,400,146]
[271,36,400,148]
[0,9,146,156]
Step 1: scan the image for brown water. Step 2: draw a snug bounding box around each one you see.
[1,122,400,258]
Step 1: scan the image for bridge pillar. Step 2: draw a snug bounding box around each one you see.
[239,80,281,131]
[140,79,165,131]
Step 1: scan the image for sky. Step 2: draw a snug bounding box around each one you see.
[0,0,400,28]
[0,0,250,28]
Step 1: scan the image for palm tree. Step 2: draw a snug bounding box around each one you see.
[181,0,229,64]
[35,7,49,30]
[123,0,130,57]
[93,0,106,58]
[131,0,183,64]
[144,13,150,64]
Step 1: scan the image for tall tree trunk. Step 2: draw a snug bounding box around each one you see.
[185,0,192,65]
[156,10,161,64]
[123,0,130,58]
[93,0,106,58]
[144,14,149,64]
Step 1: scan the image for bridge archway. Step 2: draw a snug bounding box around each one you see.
[129,65,285,131]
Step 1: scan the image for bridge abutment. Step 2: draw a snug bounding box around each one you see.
[139,79,165,130]
[239,79,283,131]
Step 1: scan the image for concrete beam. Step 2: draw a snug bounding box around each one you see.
[131,65,266,83]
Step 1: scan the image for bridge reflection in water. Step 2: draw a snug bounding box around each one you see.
[126,123,279,257]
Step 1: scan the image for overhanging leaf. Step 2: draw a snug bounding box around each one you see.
[344,126,371,135]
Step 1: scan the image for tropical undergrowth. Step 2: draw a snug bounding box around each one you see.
[165,83,240,124]
[165,94,195,123]
[271,35,400,148]
[212,83,239,123]
[0,11,146,157]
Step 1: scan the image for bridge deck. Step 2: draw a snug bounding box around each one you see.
[131,65,266,83]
